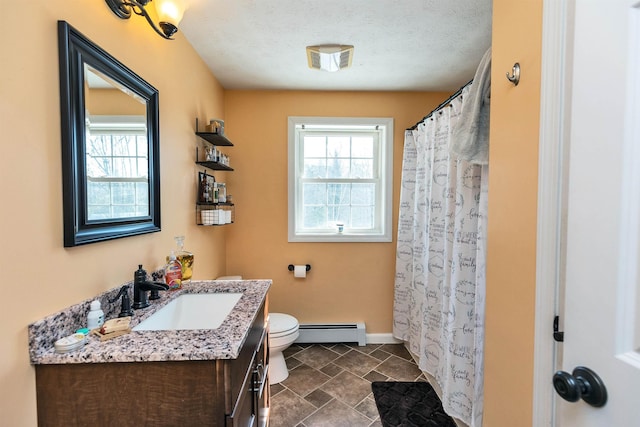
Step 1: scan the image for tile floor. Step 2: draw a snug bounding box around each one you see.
[269,343,426,427]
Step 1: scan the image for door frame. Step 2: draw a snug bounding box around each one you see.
[533,1,573,425]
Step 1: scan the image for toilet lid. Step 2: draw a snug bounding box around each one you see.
[270,313,299,336]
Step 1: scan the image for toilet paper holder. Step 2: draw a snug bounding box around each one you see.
[288,264,311,272]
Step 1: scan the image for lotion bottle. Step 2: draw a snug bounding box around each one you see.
[87,300,105,330]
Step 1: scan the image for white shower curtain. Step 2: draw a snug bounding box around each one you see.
[393,88,488,427]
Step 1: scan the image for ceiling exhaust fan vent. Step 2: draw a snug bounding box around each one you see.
[306,45,354,72]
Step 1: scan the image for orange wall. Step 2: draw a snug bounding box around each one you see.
[1,2,227,425]
[224,91,448,332]
[86,88,147,115]
[1,0,547,425]
[483,0,543,425]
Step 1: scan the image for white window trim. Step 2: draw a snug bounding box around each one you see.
[288,116,393,242]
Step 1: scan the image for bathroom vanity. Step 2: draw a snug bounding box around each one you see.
[29,280,271,427]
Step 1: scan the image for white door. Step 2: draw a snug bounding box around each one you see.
[556,0,640,424]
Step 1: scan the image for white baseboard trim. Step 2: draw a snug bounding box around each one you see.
[366,333,403,344]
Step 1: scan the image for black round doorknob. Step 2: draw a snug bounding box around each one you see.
[553,366,607,407]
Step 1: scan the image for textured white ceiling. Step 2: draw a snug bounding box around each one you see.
[178,0,492,92]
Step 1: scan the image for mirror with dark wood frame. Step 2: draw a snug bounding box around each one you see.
[58,21,161,247]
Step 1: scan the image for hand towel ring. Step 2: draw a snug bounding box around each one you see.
[506,63,520,86]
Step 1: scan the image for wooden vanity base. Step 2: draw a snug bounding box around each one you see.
[35,303,268,427]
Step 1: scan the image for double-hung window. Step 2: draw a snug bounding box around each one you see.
[288,117,393,242]
[85,115,150,220]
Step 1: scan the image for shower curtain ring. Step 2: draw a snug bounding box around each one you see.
[506,63,520,86]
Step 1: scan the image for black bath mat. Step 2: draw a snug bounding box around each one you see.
[371,381,457,427]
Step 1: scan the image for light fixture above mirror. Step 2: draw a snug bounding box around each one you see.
[105,0,185,40]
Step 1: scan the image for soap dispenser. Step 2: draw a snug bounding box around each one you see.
[87,300,105,330]
[165,251,182,290]
[168,235,193,281]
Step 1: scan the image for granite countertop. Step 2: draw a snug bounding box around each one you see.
[28,280,271,365]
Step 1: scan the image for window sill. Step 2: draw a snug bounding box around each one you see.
[288,233,392,243]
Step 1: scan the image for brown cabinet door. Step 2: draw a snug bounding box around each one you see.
[255,328,270,427]
[226,368,256,427]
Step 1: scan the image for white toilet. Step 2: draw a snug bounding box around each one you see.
[216,276,300,384]
[268,312,299,384]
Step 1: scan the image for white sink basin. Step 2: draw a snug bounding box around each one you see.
[132,293,243,331]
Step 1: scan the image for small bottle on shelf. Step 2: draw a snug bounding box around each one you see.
[199,172,209,203]
[205,146,214,161]
[218,183,226,203]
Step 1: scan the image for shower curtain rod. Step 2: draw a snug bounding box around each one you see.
[407,79,474,131]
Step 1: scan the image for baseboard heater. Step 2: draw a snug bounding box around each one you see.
[295,322,366,346]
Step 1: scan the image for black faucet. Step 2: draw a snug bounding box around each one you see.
[133,265,169,309]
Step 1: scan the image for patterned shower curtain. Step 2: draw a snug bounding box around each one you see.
[393,88,488,427]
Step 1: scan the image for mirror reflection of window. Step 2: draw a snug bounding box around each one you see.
[83,65,150,221]
[86,115,149,220]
